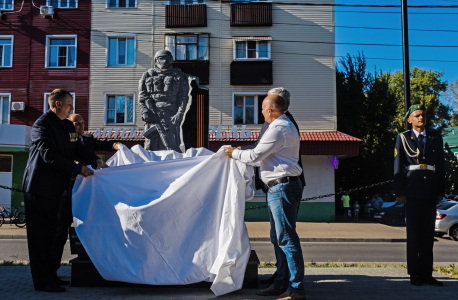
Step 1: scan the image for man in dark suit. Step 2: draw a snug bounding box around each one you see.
[241,87,306,286]
[22,89,100,292]
[52,114,122,277]
[394,104,445,286]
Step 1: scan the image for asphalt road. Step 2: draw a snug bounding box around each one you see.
[1,239,457,263]
[251,239,458,263]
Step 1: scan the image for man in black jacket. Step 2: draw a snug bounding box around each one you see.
[241,87,306,287]
[52,114,122,276]
[22,89,99,292]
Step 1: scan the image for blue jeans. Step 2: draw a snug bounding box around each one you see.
[268,180,305,295]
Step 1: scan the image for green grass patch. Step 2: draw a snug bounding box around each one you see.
[433,264,458,279]
[259,262,406,268]
[0,260,70,266]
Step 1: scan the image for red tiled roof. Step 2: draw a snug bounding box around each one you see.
[85,131,144,141]
[209,131,361,142]
[88,130,361,156]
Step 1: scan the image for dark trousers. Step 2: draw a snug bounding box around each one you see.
[405,197,436,278]
[51,190,73,272]
[24,192,60,288]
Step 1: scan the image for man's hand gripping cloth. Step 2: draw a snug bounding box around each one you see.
[72,145,254,296]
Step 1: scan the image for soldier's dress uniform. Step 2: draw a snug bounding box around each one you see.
[394,114,445,281]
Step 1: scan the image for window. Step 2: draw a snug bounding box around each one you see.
[0,0,13,10]
[46,35,77,68]
[234,40,270,60]
[47,0,77,8]
[233,94,266,124]
[168,0,204,4]
[107,35,136,67]
[105,94,135,124]
[0,37,13,68]
[107,0,136,8]
[165,34,209,61]
[0,94,10,124]
[44,92,75,112]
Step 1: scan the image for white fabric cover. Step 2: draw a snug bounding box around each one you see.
[72,145,253,296]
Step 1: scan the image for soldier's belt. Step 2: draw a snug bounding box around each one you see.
[406,164,435,172]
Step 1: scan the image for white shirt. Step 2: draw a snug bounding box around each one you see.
[232,114,302,184]
[412,128,426,138]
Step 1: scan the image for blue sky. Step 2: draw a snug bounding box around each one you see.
[335,0,458,85]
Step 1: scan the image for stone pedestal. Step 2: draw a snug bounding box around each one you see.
[69,227,259,289]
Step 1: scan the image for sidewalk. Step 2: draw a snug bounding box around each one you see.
[0,221,408,242]
[1,266,457,299]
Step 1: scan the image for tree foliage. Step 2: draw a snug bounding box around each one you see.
[336,53,397,201]
[444,143,458,191]
[389,67,450,132]
[443,79,458,127]
[336,54,452,203]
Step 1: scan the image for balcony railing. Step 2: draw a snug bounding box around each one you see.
[230,61,272,85]
[173,61,210,85]
[230,2,272,26]
[166,4,207,28]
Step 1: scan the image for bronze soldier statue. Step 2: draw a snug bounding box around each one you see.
[139,50,191,153]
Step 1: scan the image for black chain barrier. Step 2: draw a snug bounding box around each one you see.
[1,180,394,211]
[245,180,394,211]
[0,185,23,193]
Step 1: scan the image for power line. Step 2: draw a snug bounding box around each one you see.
[200,0,458,8]
[2,22,458,49]
[76,10,458,34]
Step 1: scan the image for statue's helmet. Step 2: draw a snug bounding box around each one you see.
[154,50,173,60]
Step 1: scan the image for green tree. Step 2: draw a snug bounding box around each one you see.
[443,79,458,127]
[444,143,458,191]
[336,53,398,203]
[389,67,450,132]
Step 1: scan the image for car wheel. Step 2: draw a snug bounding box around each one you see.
[450,225,458,241]
[387,215,399,226]
[435,232,445,238]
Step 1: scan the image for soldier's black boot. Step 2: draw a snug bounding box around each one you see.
[421,277,443,286]
[410,276,423,286]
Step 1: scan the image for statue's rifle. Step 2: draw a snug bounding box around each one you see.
[144,99,174,150]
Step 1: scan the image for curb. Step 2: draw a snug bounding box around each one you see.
[249,237,407,243]
[0,235,407,243]
[0,235,27,239]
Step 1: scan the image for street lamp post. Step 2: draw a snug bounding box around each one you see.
[402,0,411,130]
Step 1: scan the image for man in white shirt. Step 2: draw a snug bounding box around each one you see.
[225,95,305,300]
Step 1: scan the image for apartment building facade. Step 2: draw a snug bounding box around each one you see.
[0,0,91,208]
[88,0,360,221]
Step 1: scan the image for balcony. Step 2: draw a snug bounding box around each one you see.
[166,4,207,28]
[230,61,272,85]
[172,61,210,85]
[230,2,272,27]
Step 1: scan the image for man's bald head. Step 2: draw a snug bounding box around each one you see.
[261,95,286,123]
[69,114,85,137]
[69,114,83,122]
[264,94,286,114]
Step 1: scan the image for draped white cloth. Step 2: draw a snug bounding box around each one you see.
[72,145,254,296]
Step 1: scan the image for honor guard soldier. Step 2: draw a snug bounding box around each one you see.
[394,104,445,287]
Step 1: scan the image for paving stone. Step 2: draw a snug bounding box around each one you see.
[1,266,457,299]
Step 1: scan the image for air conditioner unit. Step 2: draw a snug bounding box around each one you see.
[40,6,54,17]
[11,102,25,112]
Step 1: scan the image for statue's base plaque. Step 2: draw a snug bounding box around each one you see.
[69,227,259,289]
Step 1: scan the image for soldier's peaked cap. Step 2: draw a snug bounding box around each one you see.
[154,50,173,59]
[405,104,426,120]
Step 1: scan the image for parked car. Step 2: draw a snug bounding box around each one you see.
[373,202,405,226]
[435,201,458,241]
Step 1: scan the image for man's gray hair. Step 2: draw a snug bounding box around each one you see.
[268,87,290,109]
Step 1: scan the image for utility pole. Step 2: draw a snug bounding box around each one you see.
[401,0,411,130]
